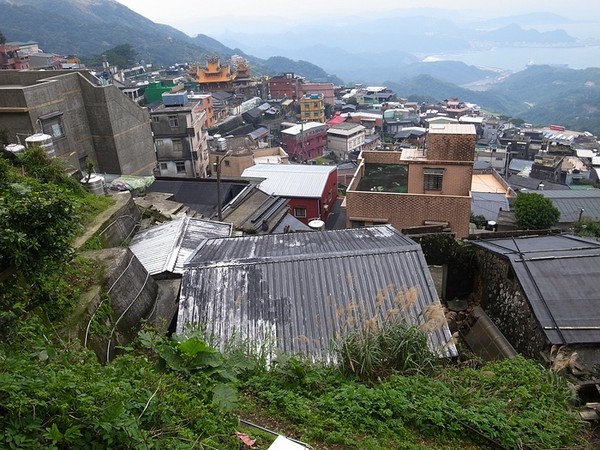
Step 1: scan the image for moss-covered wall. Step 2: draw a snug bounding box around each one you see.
[473,250,548,361]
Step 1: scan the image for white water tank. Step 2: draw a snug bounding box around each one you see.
[308,219,325,231]
[80,174,105,195]
[216,137,227,152]
[25,133,56,158]
[5,144,25,155]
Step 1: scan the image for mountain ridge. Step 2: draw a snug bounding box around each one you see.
[0,0,341,83]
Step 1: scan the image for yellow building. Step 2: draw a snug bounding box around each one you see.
[299,93,325,123]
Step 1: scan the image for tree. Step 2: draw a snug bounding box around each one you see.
[82,44,137,69]
[513,192,560,229]
[0,29,5,46]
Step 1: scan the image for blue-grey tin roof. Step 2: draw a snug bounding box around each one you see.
[130,217,232,275]
[471,192,510,221]
[538,189,600,222]
[178,225,457,361]
[472,234,600,345]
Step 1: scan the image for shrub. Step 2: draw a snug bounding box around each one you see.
[513,192,560,229]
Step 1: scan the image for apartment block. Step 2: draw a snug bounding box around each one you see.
[299,93,325,123]
[151,92,208,178]
[280,122,328,162]
[327,122,366,161]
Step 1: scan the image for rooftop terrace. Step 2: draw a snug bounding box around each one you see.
[356,163,408,193]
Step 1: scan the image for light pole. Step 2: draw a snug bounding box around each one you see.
[214,150,232,221]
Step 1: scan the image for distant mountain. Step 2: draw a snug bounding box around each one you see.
[489,65,600,134]
[216,13,580,84]
[0,0,340,82]
[387,65,600,136]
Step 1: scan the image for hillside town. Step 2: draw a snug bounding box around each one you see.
[2,36,600,447]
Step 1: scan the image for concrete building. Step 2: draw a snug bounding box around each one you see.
[151,92,209,178]
[299,93,325,123]
[0,44,30,70]
[345,124,477,238]
[301,82,335,106]
[207,135,288,178]
[268,72,304,100]
[327,122,366,161]
[280,122,328,162]
[0,70,156,174]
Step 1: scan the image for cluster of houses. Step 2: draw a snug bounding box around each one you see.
[3,44,600,387]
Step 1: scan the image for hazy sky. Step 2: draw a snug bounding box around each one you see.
[116,0,596,36]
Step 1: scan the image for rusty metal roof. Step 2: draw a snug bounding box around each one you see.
[178,225,457,361]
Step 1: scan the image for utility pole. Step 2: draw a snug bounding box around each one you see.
[214,150,232,221]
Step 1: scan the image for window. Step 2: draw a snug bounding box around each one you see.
[172,139,183,153]
[41,117,64,139]
[224,160,230,167]
[168,116,179,128]
[293,207,307,218]
[152,116,160,123]
[155,139,165,147]
[423,168,444,191]
[159,162,168,171]
[175,161,186,173]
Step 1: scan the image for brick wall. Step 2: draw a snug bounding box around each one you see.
[427,132,476,162]
[407,161,473,196]
[345,190,471,238]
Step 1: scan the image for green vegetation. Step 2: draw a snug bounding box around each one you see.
[241,355,584,449]
[81,44,138,70]
[574,219,600,238]
[0,149,592,449]
[513,192,561,229]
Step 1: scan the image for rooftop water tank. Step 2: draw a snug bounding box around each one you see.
[5,143,25,155]
[25,133,55,158]
[216,137,227,152]
[308,219,325,231]
[80,174,105,195]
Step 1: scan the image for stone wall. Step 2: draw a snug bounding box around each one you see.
[474,249,548,360]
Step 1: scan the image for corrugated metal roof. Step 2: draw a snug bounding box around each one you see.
[472,235,600,345]
[178,225,457,362]
[538,190,600,222]
[281,122,326,136]
[242,164,336,198]
[471,192,510,221]
[130,217,232,275]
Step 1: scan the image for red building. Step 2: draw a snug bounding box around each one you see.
[242,164,338,224]
[281,122,328,162]
[268,72,304,100]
